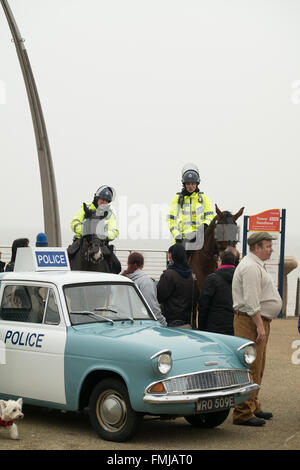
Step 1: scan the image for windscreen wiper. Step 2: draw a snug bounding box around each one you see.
[95,307,134,323]
[69,310,114,324]
[94,307,118,314]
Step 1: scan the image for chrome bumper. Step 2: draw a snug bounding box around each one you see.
[143,383,259,404]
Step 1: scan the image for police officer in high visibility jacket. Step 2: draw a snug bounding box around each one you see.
[167,164,214,247]
[71,185,119,242]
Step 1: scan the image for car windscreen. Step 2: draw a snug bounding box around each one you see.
[64,282,155,325]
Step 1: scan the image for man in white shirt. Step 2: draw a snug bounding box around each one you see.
[232,232,282,426]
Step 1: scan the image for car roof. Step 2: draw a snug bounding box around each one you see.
[0,271,132,287]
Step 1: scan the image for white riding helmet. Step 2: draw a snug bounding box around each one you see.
[181,163,200,184]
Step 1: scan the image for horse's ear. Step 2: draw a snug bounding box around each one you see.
[215,204,223,218]
[233,207,245,221]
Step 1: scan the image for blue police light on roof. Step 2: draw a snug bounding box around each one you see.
[35,251,68,268]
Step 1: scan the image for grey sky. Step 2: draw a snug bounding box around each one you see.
[1,0,300,254]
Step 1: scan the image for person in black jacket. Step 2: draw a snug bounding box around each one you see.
[197,249,239,335]
[157,244,199,327]
[0,251,5,273]
[5,238,29,272]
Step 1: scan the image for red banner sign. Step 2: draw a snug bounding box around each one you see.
[249,209,281,232]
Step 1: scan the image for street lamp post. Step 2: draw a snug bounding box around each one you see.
[1,0,61,246]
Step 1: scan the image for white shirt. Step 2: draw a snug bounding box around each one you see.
[232,252,282,320]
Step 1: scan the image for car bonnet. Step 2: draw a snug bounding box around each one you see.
[70,322,233,361]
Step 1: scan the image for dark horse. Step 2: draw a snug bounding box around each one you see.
[189,204,244,290]
[68,234,114,272]
[68,204,122,273]
[68,234,121,274]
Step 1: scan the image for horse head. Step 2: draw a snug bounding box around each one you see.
[189,204,244,291]
[80,205,111,264]
[214,204,244,253]
[81,234,105,263]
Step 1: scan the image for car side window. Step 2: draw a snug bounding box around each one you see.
[0,285,60,325]
[44,289,60,325]
[0,285,34,322]
[30,286,48,323]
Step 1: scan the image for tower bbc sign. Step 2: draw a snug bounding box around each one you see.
[248,209,281,232]
[245,208,283,291]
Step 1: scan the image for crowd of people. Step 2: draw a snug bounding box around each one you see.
[121,245,238,333]
[121,231,282,429]
[0,163,287,428]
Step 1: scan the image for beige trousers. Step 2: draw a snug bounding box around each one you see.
[232,314,271,424]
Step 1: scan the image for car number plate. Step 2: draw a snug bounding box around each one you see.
[196,395,235,413]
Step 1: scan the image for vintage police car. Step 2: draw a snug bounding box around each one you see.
[0,247,259,442]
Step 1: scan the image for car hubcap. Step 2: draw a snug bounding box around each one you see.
[96,390,127,432]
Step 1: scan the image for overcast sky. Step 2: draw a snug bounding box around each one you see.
[1,0,300,257]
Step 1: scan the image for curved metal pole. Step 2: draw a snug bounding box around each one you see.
[1,0,61,246]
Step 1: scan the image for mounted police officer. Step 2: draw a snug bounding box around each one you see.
[167,163,214,251]
[71,185,119,242]
[69,185,121,273]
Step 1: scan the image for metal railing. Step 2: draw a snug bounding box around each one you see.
[115,248,168,280]
[0,246,168,280]
[0,246,11,263]
[1,245,299,316]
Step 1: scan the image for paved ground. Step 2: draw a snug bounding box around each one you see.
[0,318,299,451]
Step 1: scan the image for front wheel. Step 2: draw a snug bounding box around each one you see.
[185,409,230,428]
[88,378,142,442]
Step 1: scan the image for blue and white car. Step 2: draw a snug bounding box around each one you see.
[0,247,259,441]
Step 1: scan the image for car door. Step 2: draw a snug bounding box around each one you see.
[0,282,67,405]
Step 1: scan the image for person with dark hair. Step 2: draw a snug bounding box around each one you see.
[5,238,29,272]
[197,249,239,335]
[157,244,199,327]
[0,251,5,273]
[8,287,27,309]
[122,252,167,326]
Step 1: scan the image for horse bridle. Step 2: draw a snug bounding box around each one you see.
[215,215,239,253]
[81,235,105,263]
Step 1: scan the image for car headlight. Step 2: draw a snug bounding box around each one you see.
[242,343,257,365]
[157,353,173,375]
[151,350,173,375]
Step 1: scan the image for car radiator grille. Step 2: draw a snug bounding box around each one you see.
[163,370,250,393]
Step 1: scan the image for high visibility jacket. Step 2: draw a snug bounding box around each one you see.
[167,191,214,240]
[71,203,119,241]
